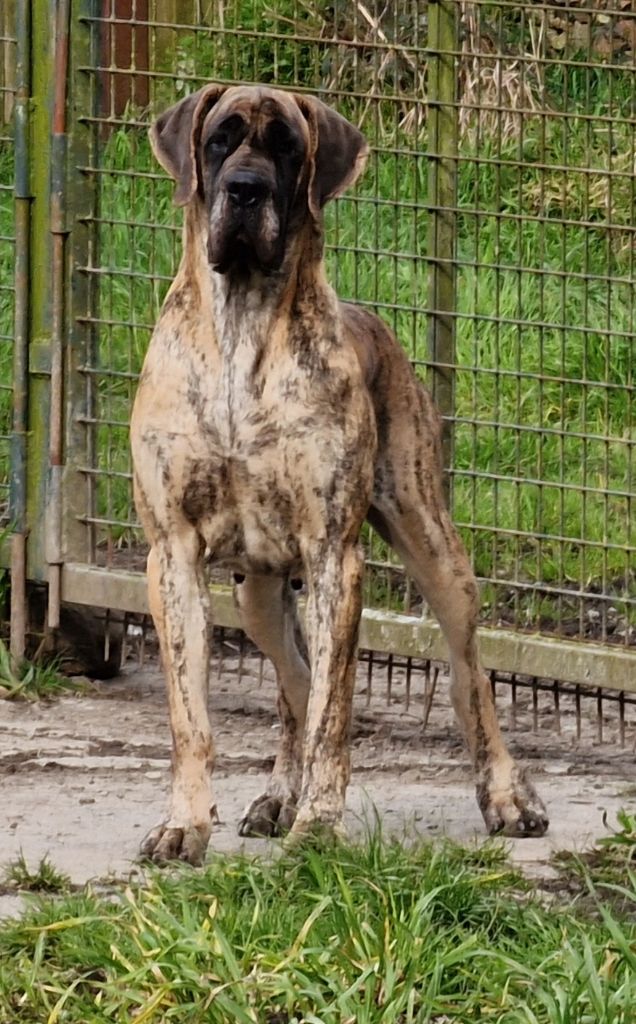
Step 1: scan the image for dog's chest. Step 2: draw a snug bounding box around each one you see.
[176,340,355,570]
[135,289,374,572]
[195,300,350,456]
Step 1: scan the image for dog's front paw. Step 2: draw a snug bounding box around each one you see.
[139,821,210,865]
[478,766,549,838]
[238,794,297,838]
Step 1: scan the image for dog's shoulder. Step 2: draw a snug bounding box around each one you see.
[340,299,442,446]
[340,300,415,387]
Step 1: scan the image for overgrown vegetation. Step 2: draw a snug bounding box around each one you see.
[1,826,636,1023]
[0,1,633,630]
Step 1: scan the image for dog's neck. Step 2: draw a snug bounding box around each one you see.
[183,204,333,355]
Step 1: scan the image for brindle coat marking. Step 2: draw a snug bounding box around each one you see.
[132,85,548,864]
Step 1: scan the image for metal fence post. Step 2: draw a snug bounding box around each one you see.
[427,0,458,496]
[23,0,57,585]
[61,0,98,571]
[9,0,31,661]
[46,0,72,629]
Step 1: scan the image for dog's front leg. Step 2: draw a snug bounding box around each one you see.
[292,542,364,836]
[140,538,215,865]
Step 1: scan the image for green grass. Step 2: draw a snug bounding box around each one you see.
[2,853,72,895]
[555,809,636,892]
[0,24,634,626]
[0,635,84,701]
[1,828,636,1023]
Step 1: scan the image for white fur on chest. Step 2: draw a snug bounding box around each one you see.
[209,273,278,450]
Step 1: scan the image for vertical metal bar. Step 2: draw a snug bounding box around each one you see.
[217,626,225,680]
[237,631,244,685]
[596,688,603,744]
[575,684,582,743]
[64,0,98,571]
[366,649,373,707]
[422,664,439,731]
[405,656,412,712]
[510,675,517,731]
[9,0,31,663]
[25,0,56,585]
[47,0,72,629]
[427,0,457,492]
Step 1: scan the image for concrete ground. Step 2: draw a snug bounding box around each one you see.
[1,643,634,916]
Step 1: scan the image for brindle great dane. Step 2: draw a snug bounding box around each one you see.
[131,84,548,865]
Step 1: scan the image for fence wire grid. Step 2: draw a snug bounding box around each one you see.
[0,0,635,697]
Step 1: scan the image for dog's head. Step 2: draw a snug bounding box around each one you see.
[150,85,368,276]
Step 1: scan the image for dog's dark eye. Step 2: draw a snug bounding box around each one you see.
[266,119,300,154]
[206,115,246,158]
[208,133,228,153]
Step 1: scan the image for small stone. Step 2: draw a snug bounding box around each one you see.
[79,796,95,805]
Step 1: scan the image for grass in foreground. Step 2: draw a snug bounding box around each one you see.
[1,827,635,1024]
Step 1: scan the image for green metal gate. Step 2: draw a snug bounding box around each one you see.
[2,0,635,696]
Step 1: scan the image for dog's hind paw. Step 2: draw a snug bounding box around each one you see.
[238,794,297,838]
[478,767,549,839]
[139,821,209,865]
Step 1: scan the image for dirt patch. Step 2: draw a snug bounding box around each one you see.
[1,647,635,915]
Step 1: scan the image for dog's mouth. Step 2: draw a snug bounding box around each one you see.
[208,221,283,277]
[209,235,255,275]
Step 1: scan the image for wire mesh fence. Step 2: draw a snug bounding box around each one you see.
[0,0,634,691]
[69,0,635,649]
[443,0,636,649]
[71,0,428,608]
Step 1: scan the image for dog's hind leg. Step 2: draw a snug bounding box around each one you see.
[140,537,216,865]
[371,486,548,836]
[235,575,310,836]
[366,353,549,836]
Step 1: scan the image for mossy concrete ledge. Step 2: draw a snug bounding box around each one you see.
[61,562,636,693]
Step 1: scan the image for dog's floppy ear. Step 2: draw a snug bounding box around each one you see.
[149,84,226,206]
[295,95,369,216]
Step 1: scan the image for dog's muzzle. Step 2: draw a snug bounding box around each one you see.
[208,170,281,275]
[226,170,270,211]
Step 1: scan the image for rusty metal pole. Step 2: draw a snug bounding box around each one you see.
[9,0,31,664]
[47,0,71,629]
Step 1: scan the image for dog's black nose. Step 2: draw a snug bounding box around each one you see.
[226,172,268,209]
